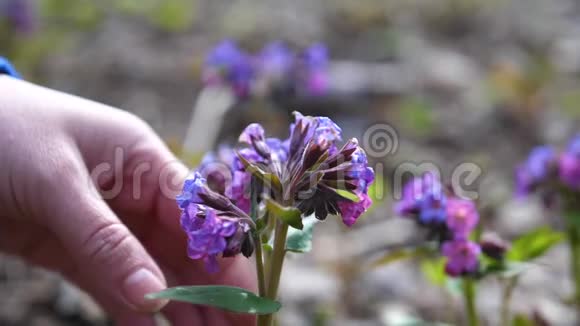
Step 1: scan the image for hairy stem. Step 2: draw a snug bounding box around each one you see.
[262,219,289,326]
[254,235,266,297]
[569,224,580,306]
[462,278,479,326]
[500,277,518,326]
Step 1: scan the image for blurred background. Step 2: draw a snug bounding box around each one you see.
[2,0,580,325]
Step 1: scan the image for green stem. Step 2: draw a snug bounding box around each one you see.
[262,219,289,326]
[254,235,266,297]
[568,224,580,305]
[500,277,518,326]
[462,278,479,326]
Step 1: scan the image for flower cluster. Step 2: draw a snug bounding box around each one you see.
[395,173,482,277]
[516,134,580,202]
[177,112,375,271]
[201,40,330,99]
[1,0,35,34]
[177,172,253,272]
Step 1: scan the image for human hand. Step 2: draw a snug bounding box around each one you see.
[0,76,256,325]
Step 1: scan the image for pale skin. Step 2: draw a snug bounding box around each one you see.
[0,76,256,325]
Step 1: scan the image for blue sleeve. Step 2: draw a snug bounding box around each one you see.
[0,57,21,78]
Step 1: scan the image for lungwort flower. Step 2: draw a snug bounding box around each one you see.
[515,145,556,197]
[177,113,375,271]
[559,134,580,190]
[177,172,254,272]
[1,0,35,34]
[446,198,479,239]
[202,40,255,98]
[442,239,481,277]
[394,173,483,277]
[395,172,446,224]
[236,111,375,226]
[299,43,329,96]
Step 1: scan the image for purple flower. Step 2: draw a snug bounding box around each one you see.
[527,146,556,179]
[559,153,580,189]
[306,70,329,96]
[258,41,294,78]
[229,171,251,213]
[236,111,374,226]
[338,193,372,227]
[418,192,447,224]
[446,198,479,239]
[202,40,255,98]
[239,123,266,145]
[303,43,328,70]
[442,239,481,277]
[314,116,342,143]
[296,43,330,96]
[394,172,444,219]
[515,145,556,197]
[181,206,238,273]
[350,148,375,192]
[198,146,236,195]
[559,135,580,189]
[176,172,207,209]
[227,56,255,98]
[2,0,35,34]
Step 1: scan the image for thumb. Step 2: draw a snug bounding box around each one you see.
[41,168,168,313]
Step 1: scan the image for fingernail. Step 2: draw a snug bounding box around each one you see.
[122,268,168,312]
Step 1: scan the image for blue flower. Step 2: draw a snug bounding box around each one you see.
[181,206,239,273]
[258,41,294,78]
[176,172,207,209]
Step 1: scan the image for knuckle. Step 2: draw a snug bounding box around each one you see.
[37,152,83,186]
[82,221,133,268]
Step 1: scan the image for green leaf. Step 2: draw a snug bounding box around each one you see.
[265,198,303,230]
[507,227,564,261]
[146,285,281,315]
[286,215,318,253]
[332,189,360,202]
[372,246,433,268]
[511,314,535,326]
[421,257,448,287]
[236,152,281,191]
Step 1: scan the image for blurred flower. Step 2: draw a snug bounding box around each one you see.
[303,43,328,70]
[300,43,329,96]
[258,41,294,81]
[418,192,447,224]
[446,198,479,239]
[515,145,556,197]
[480,232,510,260]
[559,135,580,190]
[394,172,444,220]
[202,40,255,98]
[1,0,35,34]
[442,239,481,277]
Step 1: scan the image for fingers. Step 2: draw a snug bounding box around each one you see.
[39,163,169,313]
